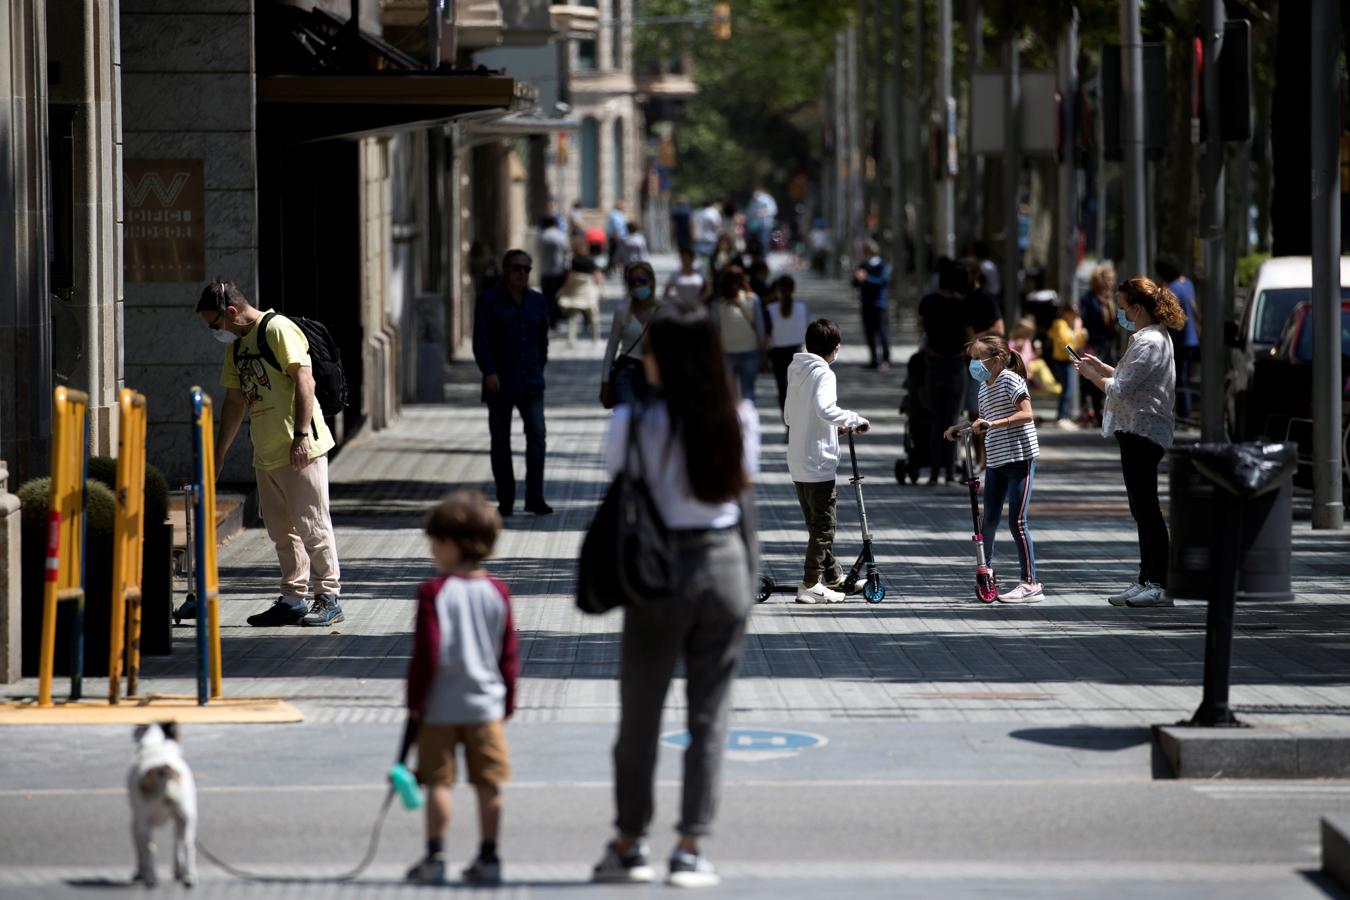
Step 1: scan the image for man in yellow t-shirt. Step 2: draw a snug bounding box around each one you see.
[196,280,344,627]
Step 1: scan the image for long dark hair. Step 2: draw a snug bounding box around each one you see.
[775,275,796,317]
[646,305,748,503]
[967,335,1028,379]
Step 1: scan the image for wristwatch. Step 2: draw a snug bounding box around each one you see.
[293,429,308,439]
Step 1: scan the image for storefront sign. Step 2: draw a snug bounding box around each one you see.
[124,159,205,283]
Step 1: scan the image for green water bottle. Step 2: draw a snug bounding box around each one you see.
[389,762,423,810]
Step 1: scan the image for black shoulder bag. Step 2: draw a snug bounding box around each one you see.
[576,405,675,613]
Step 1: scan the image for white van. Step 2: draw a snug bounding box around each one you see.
[1236,256,1350,355]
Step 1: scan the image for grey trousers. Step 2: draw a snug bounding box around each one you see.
[614,528,752,839]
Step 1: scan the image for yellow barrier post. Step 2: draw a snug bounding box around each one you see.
[190,388,223,703]
[109,390,148,704]
[38,388,89,708]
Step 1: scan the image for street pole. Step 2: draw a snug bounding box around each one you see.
[965,0,983,245]
[1120,0,1148,281]
[833,36,848,276]
[1310,0,1343,530]
[847,24,864,259]
[912,0,928,294]
[888,0,906,286]
[935,0,955,259]
[1002,33,1020,329]
[1199,0,1226,442]
[1057,7,1079,302]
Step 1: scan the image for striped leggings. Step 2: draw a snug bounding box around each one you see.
[982,459,1037,583]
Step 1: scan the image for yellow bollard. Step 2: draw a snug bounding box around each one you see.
[38,388,89,708]
[109,390,148,704]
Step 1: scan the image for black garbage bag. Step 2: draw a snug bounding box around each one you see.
[1186,442,1297,498]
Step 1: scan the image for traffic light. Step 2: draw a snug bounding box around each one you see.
[711,2,731,40]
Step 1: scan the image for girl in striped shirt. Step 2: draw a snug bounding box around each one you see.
[944,336,1043,603]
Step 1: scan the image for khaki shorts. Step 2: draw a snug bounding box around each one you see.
[416,720,510,788]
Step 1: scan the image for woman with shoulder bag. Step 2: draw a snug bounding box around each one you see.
[590,305,760,889]
[1073,276,1186,609]
[710,269,765,405]
[600,261,661,409]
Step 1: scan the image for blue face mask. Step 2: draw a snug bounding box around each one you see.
[631,285,653,301]
[1117,306,1136,332]
[968,359,990,382]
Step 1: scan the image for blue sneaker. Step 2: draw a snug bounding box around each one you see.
[302,594,344,626]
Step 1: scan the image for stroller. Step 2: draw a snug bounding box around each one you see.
[895,350,933,484]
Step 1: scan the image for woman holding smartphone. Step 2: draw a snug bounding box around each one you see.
[1072,276,1187,609]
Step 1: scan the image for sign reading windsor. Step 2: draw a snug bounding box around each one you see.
[124,159,205,283]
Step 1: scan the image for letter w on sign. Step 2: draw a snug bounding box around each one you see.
[125,172,191,208]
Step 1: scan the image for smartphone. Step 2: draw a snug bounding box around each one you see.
[1065,345,1082,363]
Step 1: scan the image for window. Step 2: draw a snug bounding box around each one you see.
[611,118,624,203]
[580,117,599,208]
[577,0,597,71]
[610,0,622,69]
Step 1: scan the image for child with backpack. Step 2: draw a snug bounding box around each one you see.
[404,490,519,886]
[784,319,870,604]
[944,336,1043,603]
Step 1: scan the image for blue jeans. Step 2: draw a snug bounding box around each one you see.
[726,350,760,405]
[1050,359,1074,421]
[982,459,1037,583]
[487,393,546,510]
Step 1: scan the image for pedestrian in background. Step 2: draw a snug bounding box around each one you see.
[558,237,604,346]
[605,200,628,276]
[766,275,808,414]
[198,280,344,627]
[536,215,570,330]
[852,240,893,372]
[404,490,518,886]
[473,249,552,517]
[711,268,765,405]
[918,259,974,484]
[1155,254,1200,419]
[1046,302,1087,428]
[1073,276,1187,609]
[600,261,660,409]
[622,220,648,263]
[784,319,870,605]
[591,306,759,889]
[691,199,722,264]
[1078,263,1117,427]
[948,337,1042,603]
[663,248,711,306]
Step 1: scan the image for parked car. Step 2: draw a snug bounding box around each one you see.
[1241,299,1350,486]
[1228,256,1350,440]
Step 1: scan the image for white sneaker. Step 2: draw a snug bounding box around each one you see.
[795,582,846,604]
[825,574,866,595]
[1107,582,1145,606]
[592,842,655,883]
[1126,584,1174,607]
[998,582,1043,603]
[1054,418,1079,430]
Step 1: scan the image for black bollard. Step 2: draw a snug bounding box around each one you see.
[1188,494,1244,727]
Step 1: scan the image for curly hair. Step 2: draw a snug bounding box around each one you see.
[1119,276,1187,330]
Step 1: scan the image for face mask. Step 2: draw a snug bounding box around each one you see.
[968,359,990,382]
[1117,307,1136,332]
[631,286,653,301]
[212,328,239,344]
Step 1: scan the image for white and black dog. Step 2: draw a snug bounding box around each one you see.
[128,722,197,887]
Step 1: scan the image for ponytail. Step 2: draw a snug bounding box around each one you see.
[1005,347,1028,379]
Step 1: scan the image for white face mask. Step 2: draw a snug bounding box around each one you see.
[212,328,239,344]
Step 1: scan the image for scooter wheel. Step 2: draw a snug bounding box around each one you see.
[863,573,885,604]
[976,572,998,603]
[756,574,773,604]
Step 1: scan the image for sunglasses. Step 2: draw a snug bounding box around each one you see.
[206,310,225,330]
[628,276,651,287]
[509,264,532,274]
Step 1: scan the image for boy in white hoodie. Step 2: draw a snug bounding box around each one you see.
[784,319,870,604]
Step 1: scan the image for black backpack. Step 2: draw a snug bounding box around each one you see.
[233,311,348,414]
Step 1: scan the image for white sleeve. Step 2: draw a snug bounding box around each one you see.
[1104,333,1167,406]
[738,400,761,479]
[813,370,863,428]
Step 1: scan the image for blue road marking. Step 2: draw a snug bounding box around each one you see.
[661,728,826,752]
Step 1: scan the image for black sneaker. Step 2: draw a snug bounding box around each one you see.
[405,854,446,885]
[461,857,502,886]
[667,848,720,888]
[302,594,344,627]
[174,597,197,621]
[524,499,553,515]
[592,841,655,883]
[246,597,307,627]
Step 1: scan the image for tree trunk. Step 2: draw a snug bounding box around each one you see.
[1271,0,1313,256]
[1156,21,1195,274]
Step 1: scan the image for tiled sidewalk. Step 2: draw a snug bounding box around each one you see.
[10,260,1350,731]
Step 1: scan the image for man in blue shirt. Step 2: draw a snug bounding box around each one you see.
[604,200,629,276]
[1155,254,1200,418]
[473,249,552,515]
[852,240,893,371]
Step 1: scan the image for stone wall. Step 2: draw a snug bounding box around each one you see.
[120,0,258,484]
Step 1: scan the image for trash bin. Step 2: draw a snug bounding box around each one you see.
[1168,442,1295,602]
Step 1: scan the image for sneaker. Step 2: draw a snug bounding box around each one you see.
[592,841,655,883]
[246,597,307,627]
[302,594,345,627]
[1126,584,1174,608]
[1107,582,1146,606]
[825,573,866,595]
[524,499,554,515]
[405,854,446,885]
[461,857,502,886]
[1054,418,1079,430]
[998,582,1043,603]
[173,597,197,621]
[795,582,846,604]
[667,848,720,889]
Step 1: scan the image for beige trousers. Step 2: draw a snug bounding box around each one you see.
[255,455,341,598]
